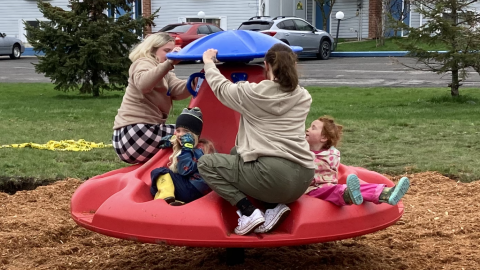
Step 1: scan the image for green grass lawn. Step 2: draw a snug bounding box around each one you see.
[336,37,448,52]
[0,83,479,187]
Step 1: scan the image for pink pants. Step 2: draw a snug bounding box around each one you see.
[307,184,385,206]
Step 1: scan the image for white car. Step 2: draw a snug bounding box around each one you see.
[0,32,25,59]
[238,16,335,60]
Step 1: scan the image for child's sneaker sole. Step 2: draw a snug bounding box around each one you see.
[169,200,185,206]
[388,177,410,205]
[164,197,175,204]
[346,174,363,205]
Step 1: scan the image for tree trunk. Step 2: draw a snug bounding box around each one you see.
[449,4,460,97]
[92,72,100,97]
[450,69,460,97]
[323,17,328,31]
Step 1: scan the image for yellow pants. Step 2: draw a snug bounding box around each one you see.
[154,173,175,200]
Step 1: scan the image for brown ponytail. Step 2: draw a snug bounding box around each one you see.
[264,43,299,92]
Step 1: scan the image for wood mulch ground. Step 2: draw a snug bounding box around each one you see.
[1,172,479,270]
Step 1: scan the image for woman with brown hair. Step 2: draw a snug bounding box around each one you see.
[197,43,315,235]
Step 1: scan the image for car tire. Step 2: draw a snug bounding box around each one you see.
[10,44,21,59]
[316,39,331,60]
[279,39,290,45]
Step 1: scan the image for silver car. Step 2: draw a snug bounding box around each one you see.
[0,32,25,59]
[238,16,334,60]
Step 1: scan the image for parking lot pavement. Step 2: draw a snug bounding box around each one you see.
[1,56,480,87]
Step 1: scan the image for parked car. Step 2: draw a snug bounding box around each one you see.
[158,22,224,48]
[0,32,25,59]
[238,16,334,60]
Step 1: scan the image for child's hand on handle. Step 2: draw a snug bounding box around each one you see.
[203,49,218,64]
[180,133,195,150]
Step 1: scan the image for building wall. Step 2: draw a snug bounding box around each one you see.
[150,0,260,31]
[472,2,480,11]
[409,4,421,28]
[265,0,309,21]
[410,2,480,28]
[2,0,144,41]
[330,0,370,39]
[307,0,313,23]
[7,0,478,43]
[0,0,70,42]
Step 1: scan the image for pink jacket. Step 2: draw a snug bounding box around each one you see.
[305,146,341,193]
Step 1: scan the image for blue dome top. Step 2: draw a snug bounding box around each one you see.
[166,30,303,62]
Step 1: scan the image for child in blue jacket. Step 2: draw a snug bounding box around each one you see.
[150,107,214,206]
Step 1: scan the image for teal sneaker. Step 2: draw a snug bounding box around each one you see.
[345,174,363,205]
[379,177,410,205]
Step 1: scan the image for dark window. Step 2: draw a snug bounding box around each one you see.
[281,20,296,30]
[135,0,142,19]
[277,22,285,29]
[293,20,313,31]
[443,11,476,27]
[159,24,193,33]
[25,21,40,40]
[208,25,223,33]
[197,25,211,34]
[186,18,222,27]
[238,21,273,31]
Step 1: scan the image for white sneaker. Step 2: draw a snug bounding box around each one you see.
[234,209,265,235]
[254,204,290,233]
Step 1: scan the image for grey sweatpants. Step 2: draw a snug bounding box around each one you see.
[197,148,314,206]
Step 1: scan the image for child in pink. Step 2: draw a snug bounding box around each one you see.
[305,115,410,206]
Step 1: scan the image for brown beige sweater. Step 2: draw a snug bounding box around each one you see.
[204,62,315,169]
[113,57,191,130]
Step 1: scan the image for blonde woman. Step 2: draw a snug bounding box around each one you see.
[112,32,191,164]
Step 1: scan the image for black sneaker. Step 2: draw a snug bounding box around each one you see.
[169,200,185,206]
[164,196,176,204]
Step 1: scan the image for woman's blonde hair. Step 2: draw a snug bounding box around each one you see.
[129,32,175,63]
[168,132,200,173]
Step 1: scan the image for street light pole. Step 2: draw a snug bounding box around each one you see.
[335,11,344,51]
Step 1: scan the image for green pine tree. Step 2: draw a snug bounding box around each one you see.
[398,0,480,96]
[25,0,158,96]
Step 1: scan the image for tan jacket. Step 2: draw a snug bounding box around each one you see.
[204,63,315,169]
[113,57,190,130]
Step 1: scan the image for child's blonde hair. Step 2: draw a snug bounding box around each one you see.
[318,115,343,149]
[129,32,175,63]
[168,135,216,172]
[168,133,199,172]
